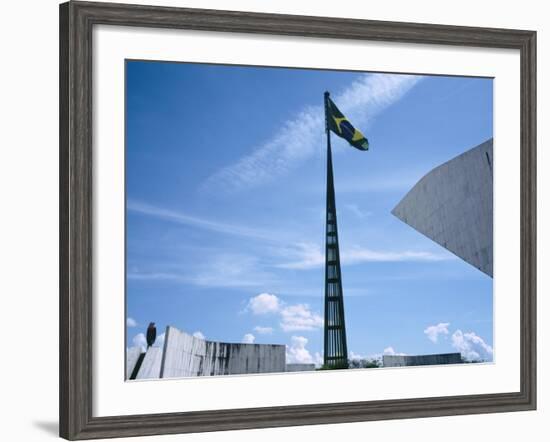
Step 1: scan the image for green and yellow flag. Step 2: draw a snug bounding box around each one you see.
[326,97,369,151]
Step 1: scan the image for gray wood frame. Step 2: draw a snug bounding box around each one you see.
[59,1,537,439]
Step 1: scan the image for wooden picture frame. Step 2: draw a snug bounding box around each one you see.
[59,1,536,439]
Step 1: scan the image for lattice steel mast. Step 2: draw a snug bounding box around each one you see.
[323,91,349,369]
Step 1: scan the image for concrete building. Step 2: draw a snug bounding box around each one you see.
[286,363,316,372]
[160,326,286,378]
[383,353,462,367]
[392,139,493,277]
[127,326,287,380]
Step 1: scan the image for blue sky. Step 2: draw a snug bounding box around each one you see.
[125,60,494,366]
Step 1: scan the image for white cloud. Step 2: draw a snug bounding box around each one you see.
[424,322,451,343]
[254,326,274,334]
[247,293,281,315]
[126,317,138,328]
[280,304,323,332]
[383,346,406,356]
[192,331,205,340]
[242,333,255,344]
[277,242,450,270]
[245,293,323,333]
[452,330,493,362]
[286,336,321,366]
[202,73,422,193]
[132,333,147,353]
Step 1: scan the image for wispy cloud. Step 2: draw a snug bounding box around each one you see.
[127,200,276,242]
[332,170,427,194]
[191,254,276,288]
[128,254,276,289]
[127,199,450,293]
[344,203,372,219]
[344,247,449,264]
[126,317,138,328]
[129,200,447,275]
[201,73,422,193]
[299,168,429,197]
[274,243,325,270]
[276,242,451,270]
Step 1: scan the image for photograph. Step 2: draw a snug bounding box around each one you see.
[0,0,542,440]
[125,61,494,380]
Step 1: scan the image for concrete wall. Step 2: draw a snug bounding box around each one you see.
[286,364,316,372]
[126,347,142,379]
[135,346,163,380]
[383,353,462,367]
[127,326,287,379]
[160,326,286,378]
[392,139,493,277]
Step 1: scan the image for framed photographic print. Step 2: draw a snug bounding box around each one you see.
[59,1,536,440]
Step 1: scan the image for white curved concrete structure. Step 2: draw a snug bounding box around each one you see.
[392,139,493,277]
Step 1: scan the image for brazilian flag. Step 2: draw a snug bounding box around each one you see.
[326,97,369,151]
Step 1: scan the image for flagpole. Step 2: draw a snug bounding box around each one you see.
[323,91,331,367]
[323,91,349,369]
